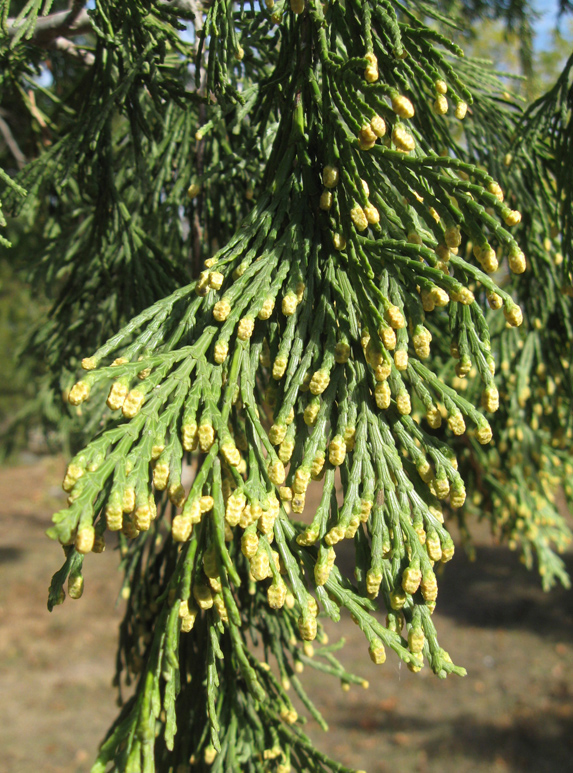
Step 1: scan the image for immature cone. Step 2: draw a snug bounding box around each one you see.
[328,435,346,466]
[282,292,298,316]
[503,303,523,327]
[269,423,287,445]
[368,639,387,664]
[392,94,415,119]
[488,181,504,201]
[504,210,522,227]
[385,304,405,329]
[444,225,461,248]
[134,504,151,531]
[268,459,286,485]
[268,579,287,609]
[350,205,369,231]
[370,115,386,137]
[304,400,320,426]
[358,124,377,145]
[62,463,84,492]
[476,423,493,444]
[396,392,411,415]
[278,437,294,463]
[310,453,325,480]
[450,286,474,305]
[75,526,95,554]
[198,422,215,451]
[360,131,376,150]
[322,165,339,188]
[334,341,351,363]
[106,496,123,531]
[332,233,346,250]
[314,547,336,585]
[214,340,229,363]
[196,270,210,295]
[364,204,380,224]
[208,271,224,290]
[408,626,425,654]
[325,525,345,546]
[193,583,214,610]
[344,426,356,452]
[433,96,448,115]
[200,496,214,514]
[447,411,466,436]
[508,246,526,274]
[122,486,136,513]
[298,614,318,641]
[68,572,84,600]
[479,246,499,274]
[237,316,255,340]
[364,52,378,83]
[320,190,333,210]
[122,389,145,418]
[68,380,91,406]
[441,539,455,562]
[366,569,382,598]
[413,327,432,359]
[180,606,198,632]
[241,529,259,558]
[292,467,311,494]
[250,548,271,581]
[258,297,275,319]
[394,350,408,371]
[392,125,415,152]
[426,529,442,561]
[168,482,186,508]
[402,564,422,594]
[421,571,438,602]
[450,484,466,509]
[379,326,396,350]
[107,380,128,411]
[182,422,198,451]
[226,490,246,526]
[221,440,241,467]
[153,462,170,490]
[213,298,231,321]
[309,368,330,394]
[426,406,442,429]
[482,385,499,412]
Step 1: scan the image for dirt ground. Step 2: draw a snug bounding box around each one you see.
[0,456,572,773]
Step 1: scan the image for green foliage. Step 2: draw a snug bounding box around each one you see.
[2,1,573,772]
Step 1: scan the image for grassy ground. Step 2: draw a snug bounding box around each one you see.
[0,456,572,773]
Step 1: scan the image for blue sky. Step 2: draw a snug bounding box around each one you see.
[534,0,571,47]
[35,1,571,89]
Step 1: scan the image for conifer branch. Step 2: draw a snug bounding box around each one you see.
[3,1,573,770]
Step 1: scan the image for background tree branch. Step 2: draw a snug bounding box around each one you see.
[6,0,205,47]
[0,111,26,169]
[7,8,93,45]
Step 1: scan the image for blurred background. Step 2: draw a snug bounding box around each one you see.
[1,2,572,772]
[0,460,571,773]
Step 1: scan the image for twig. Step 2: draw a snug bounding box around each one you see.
[7,0,205,46]
[48,36,95,66]
[0,115,26,169]
[7,8,93,44]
